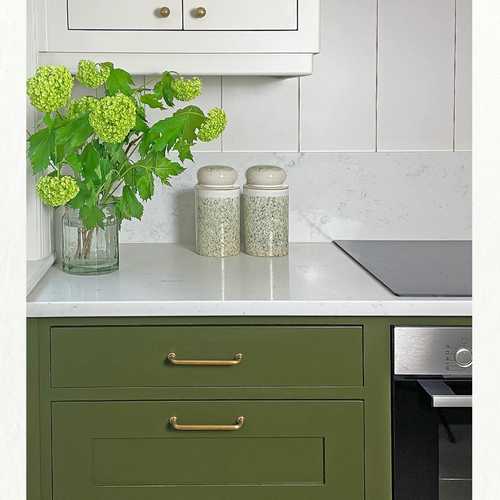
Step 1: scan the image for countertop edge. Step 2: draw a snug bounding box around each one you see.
[26,300,472,318]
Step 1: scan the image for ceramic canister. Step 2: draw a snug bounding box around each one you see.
[242,165,289,257]
[195,166,240,257]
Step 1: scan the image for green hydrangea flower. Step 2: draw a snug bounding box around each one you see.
[172,77,202,101]
[76,60,111,88]
[27,65,73,113]
[36,176,79,207]
[67,96,98,119]
[89,94,136,143]
[198,108,227,142]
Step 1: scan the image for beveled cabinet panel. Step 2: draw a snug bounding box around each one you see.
[52,400,364,500]
[67,0,183,30]
[184,0,298,31]
[50,325,364,389]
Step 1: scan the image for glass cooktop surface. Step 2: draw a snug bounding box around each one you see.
[333,240,472,297]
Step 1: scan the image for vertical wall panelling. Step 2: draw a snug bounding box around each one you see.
[26,0,53,261]
[377,0,456,151]
[145,76,223,153]
[300,0,377,152]
[455,0,472,151]
[222,77,299,152]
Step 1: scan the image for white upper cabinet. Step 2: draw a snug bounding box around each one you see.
[39,0,319,76]
[377,0,456,151]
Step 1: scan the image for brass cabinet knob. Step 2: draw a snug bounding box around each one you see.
[158,6,171,18]
[192,6,207,18]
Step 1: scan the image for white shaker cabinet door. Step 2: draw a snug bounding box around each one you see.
[377,0,455,151]
[67,0,183,30]
[183,0,298,31]
[455,0,472,151]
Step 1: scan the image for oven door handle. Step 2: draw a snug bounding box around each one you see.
[418,379,472,408]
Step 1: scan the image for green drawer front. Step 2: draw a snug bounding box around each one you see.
[51,325,363,388]
[52,401,364,500]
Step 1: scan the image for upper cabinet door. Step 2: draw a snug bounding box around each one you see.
[377,0,455,151]
[183,0,298,31]
[455,0,472,151]
[67,0,183,30]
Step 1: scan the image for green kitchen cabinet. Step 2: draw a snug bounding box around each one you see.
[28,316,472,500]
[50,325,363,388]
[52,401,364,500]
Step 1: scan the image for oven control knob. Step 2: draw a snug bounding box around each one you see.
[455,348,472,368]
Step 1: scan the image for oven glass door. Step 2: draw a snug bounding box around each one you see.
[393,379,472,500]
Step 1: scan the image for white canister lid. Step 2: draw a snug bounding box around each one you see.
[245,165,287,188]
[197,165,238,188]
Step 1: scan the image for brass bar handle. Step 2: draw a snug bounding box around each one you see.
[169,416,245,431]
[167,352,243,366]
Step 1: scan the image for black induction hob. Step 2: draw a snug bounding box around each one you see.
[333,240,472,297]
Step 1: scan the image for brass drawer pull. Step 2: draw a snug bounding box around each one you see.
[169,416,245,431]
[167,352,243,366]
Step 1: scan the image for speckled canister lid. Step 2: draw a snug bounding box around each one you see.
[245,165,287,188]
[197,165,238,187]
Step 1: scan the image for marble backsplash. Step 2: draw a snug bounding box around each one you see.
[117,151,471,244]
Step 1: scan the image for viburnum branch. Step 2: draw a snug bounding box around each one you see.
[26,60,227,230]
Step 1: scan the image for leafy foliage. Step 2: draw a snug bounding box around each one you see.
[26,62,227,229]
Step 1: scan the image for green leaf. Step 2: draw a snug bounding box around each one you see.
[105,143,127,164]
[150,116,184,152]
[66,153,82,174]
[133,114,149,133]
[140,94,164,109]
[81,143,100,181]
[28,127,54,174]
[105,68,134,96]
[153,156,184,184]
[137,170,154,200]
[175,141,193,162]
[80,204,105,230]
[153,72,175,107]
[116,185,144,220]
[98,156,113,181]
[173,105,205,144]
[68,182,90,209]
[138,129,158,157]
[55,114,93,150]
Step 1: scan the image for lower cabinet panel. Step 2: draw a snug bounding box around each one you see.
[52,400,364,500]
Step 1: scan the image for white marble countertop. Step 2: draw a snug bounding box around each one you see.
[27,243,472,318]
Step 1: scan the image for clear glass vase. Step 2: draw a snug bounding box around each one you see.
[61,205,119,275]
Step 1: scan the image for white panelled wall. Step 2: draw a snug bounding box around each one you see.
[144,0,470,154]
[26,0,52,260]
[28,0,472,262]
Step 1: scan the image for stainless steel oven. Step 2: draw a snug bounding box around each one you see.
[392,327,472,500]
